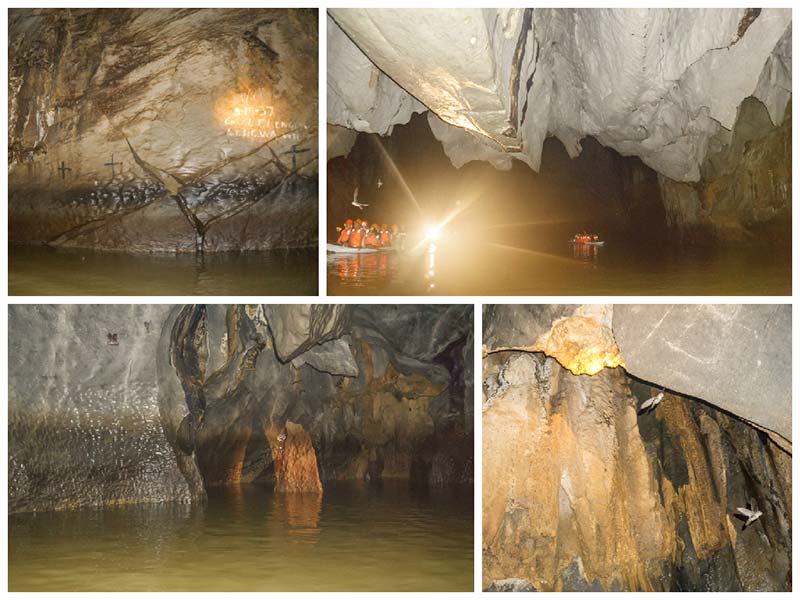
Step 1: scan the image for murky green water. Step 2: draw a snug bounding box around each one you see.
[9,245,318,296]
[8,482,473,592]
[327,226,790,296]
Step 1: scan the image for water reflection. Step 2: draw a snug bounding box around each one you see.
[425,243,437,291]
[328,227,790,296]
[277,493,322,543]
[9,481,472,591]
[571,242,600,262]
[9,245,318,296]
[329,252,398,289]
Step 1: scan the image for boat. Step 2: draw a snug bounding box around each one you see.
[569,239,605,246]
[326,243,396,254]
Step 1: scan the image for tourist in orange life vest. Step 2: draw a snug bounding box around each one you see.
[380,223,392,246]
[337,219,353,245]
[349,221,364,248]
[365,224,381,248]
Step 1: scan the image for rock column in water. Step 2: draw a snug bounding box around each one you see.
[266,421,323,493]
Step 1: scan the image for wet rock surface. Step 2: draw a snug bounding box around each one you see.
[483,305,791,591]
[658,99,791,243]
[9,9,318,253]
[8,305,193,513]
[9,304,474,513]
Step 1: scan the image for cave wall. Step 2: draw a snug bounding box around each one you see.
[9,304,474,514]
[328,8,791,243]
[613,304,791,447]
[483,351,791,591]
[8,8,318,252]
[658,98,791,243]
[328,8,790,182]
[484,304,791,446]
[8,305,194,513]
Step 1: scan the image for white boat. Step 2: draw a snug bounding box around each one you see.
[569,239,605,246]
[326,243,393,254]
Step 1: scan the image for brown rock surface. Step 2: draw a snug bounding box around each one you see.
[485,305,624,376]
[483,350,791,591]
[267,421,323,493]
[8,8,318,252]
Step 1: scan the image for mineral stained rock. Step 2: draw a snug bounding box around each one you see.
[266,421,323,493]
[483,305,791,591]
[484,304,791,445]
[657,97,792,242]
[9,304,474,513]
[9,8,318,252]
[485,305,623,376]
[8,305,194,513]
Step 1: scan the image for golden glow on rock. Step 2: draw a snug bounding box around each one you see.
[484,310,625,376]
[215,90,296,140]
[534,315,625,376]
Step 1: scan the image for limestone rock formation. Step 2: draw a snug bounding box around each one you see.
[9,8,318,252]
[485,304,623,376]
[484,304,791,445]
[483,305,791,591]
[328,8,792,241]
[613,304,791,447]
[264,304,349,362]
[326,14,424,141]
[657,97,792,242]
[8,305,194,513]
[9,304,474,513]
[329,8,790,180]
[266,421,323,493]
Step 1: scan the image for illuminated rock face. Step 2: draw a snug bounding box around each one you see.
[485,305,623,376]
[482,322,791,591]
[484,304,791,445]
[326,14,425,140]
[9,304,473,513]
[266,422,323,493]
[329,8,790,182]
[328,9,791,240]
[8,8,318,252]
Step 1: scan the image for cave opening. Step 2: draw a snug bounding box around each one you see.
[8,8,320,296]
[329,112,671,258]
[327,8,792,296]
[8,304,474,592]
[482,304,791,592]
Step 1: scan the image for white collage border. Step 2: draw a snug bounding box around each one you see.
[1,1,797,598]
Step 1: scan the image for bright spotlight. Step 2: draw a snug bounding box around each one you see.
[424,224,442,242]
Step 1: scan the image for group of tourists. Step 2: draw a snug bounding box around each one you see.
[572,232,600,243]
[335,219,402,249]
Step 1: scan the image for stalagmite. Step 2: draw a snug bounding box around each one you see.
[266,422,323,494]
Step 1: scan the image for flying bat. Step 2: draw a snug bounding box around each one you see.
[639,391,664,413]
[352,187,369,210]
[736,506,763,528]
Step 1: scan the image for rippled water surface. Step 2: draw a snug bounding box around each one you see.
[9,482,473,591]
[327,226,790,296]
[9,245,318,296]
